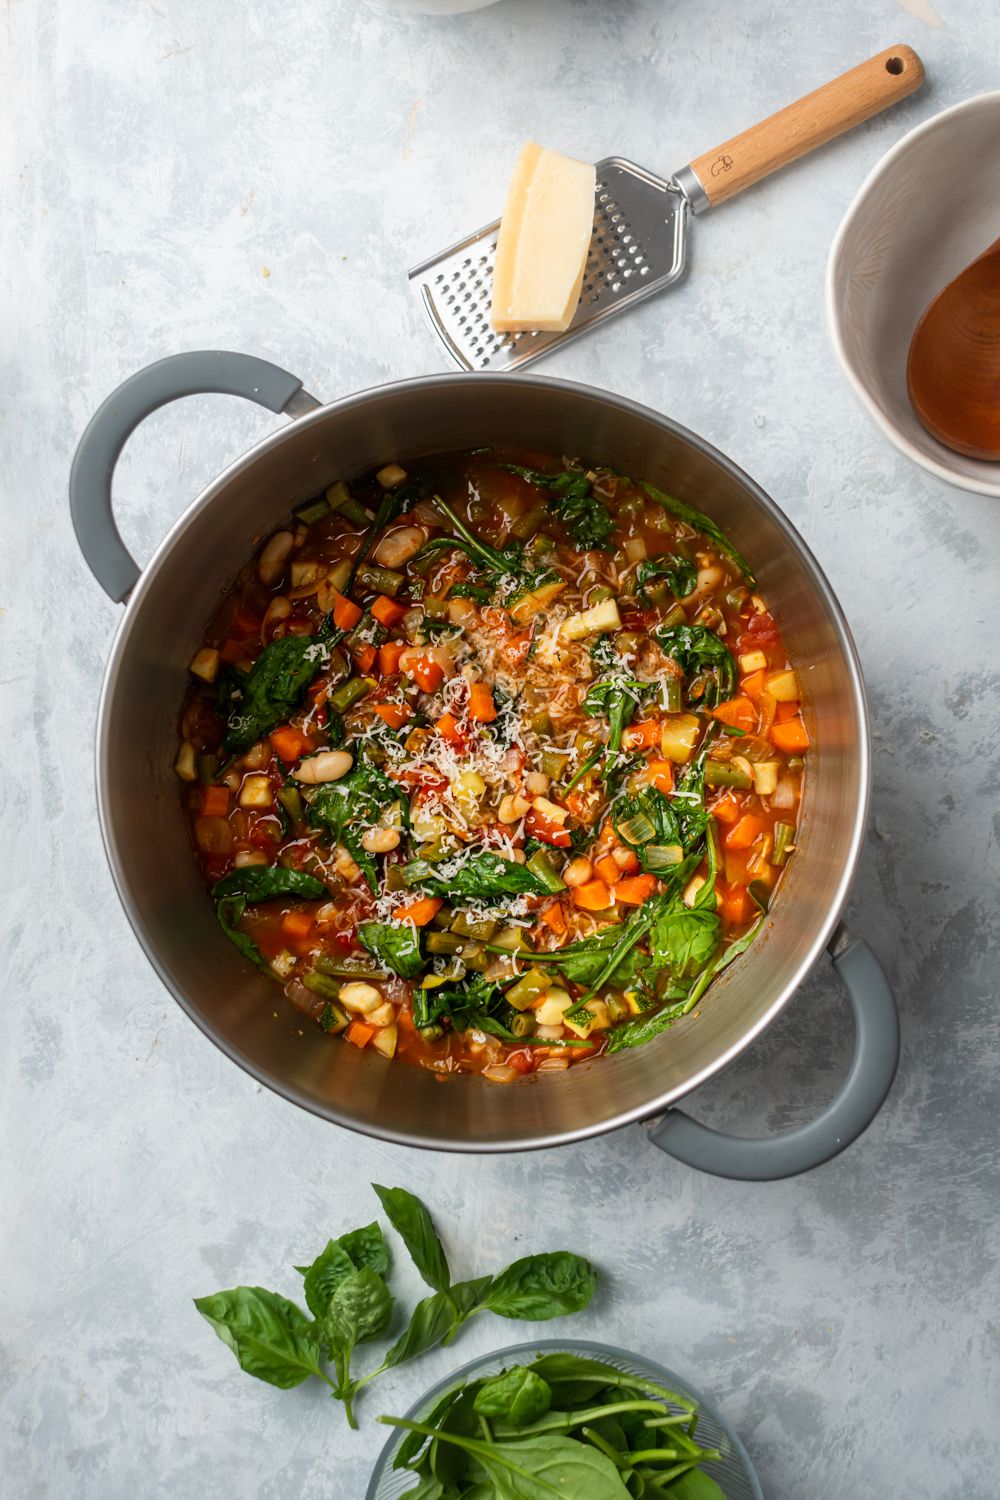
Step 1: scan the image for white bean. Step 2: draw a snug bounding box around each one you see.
[257,530,294,586]
[360,826,400,853]
[524,771,549,797]
[293,750,354,784]
[498,793,530,825]
[373,526,426,568]
[563,856,593,888]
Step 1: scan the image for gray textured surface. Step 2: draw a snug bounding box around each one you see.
[2,2,999,1496]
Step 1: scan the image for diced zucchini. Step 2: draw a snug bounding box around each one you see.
[450,912,499,941]
[189,647,220,684]
[175,741,198,782]
[704,760,752,790]
[376,463,408,490]
[371,1023,398,1058]
[316,1001,348,1034]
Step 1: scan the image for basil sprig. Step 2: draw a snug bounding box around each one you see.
[194,1184,597,1430]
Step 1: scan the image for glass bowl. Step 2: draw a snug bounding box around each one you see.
[366,1337,762,1499]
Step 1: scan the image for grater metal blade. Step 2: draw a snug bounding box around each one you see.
[407,157,690,373]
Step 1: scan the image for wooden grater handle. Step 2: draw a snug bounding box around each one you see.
[685,45,925,210]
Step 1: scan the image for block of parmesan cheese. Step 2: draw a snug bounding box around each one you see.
[490,142,596,333]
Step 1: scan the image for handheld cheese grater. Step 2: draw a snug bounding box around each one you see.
[409,45,923,373]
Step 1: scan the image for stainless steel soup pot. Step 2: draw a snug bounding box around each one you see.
[71,352,899,1180]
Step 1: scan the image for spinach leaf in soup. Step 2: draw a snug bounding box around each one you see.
[309,752,402,846]
[641,480,755,583]
[215,895,271,974]
[358,921,424,979]
[653,625,736,709]
[224,633,330,751]
[402,852,551,902]
[211,865,326,902]
[636,553,698,601]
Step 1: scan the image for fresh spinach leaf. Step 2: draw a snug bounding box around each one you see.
[403,852,551,901]
[373,1185,451,1293]
[641,481,754,583]
[653,625,736,710]
[474,1368,552,1426]
[499,464,612,551]
[310,752,402,846]
[484,1252,597,1322]
[193,1286,326,1389]
[216,895,271,974]
[358,921,424,979]
[604,999,693,1053]
[343,827,379,896]
[211,865,325,902]
[636,553,697,601]
[224,634,330,751]
[663,1472,728,1499]
[380,1423,633,1500]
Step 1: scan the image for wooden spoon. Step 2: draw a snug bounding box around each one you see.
[907,235,1000,461]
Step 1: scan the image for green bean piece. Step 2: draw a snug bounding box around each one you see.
[508,500,549,541]
[384,865,409,892]
[663,676,683,713]
[328,675,375,714]
[539,748,569,780]
[302,971,342,1001]
[416,836,454,865]
[417,1022,445,1042]
[325,480,371,527]
[357,562,404,597]
[431,904,455,929]
[530,709,553,737]
[423,592,449,620]
[659,602,687,630]
[449,912,499,941]
[504,967,551,1011]
[277,785,305,829]
[526,848,567,893]
[293,496,331,526]
[703,759,752,790]
[508,1011,537,1038]
[771,821,796,867]
[491,926,534,954]
[196,753,219,785]
[314,955,388,980]
[589,584,614,604]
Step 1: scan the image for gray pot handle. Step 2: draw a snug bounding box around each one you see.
[70,350,321,602]
[648,925,899,1180]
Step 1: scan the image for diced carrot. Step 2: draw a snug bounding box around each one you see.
[351,643,377,673]
[642,759,675,796]
[435,711,464,745]
[740,669,768,702]
[539,900,567,936]
[468,681,497,722]
[407,656,445,693]
[572,879,613,912]
[346,1020,375,1049]
[561,790,592,821]
[373,702,410,730]
[269,725,312,763]
[710,792,741,825]
[775,701,801,724]
[712,696,756,733]
[331,591,364,631]
[612,846,641,875]
[594,853,621,887]
[378,640,406,676]
[200,785,230,818]
[396,896,443,927]
[281,909,314,941]
[725,850,752,886]
[614,873,657,906]
[623,718,662,751]
[370,595,408,627]
[725,813,767,850]
[219,638,246,665]
[770,718,810,753]
[719,881,750,926]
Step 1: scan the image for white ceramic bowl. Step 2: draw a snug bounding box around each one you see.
[826,92,1000,498]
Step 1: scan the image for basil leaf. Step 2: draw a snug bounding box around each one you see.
[484,1252,597,1321]
[216,895,271,973]
[474,1367,552,1426]
[211,865,325,902]
[358,921,424,979]
[224,634,329,751]
[295,1222,388,1319]
[193,1286,324,1388]
[374,1184,451,1292]
[448,1273,494,1322]
[381,1290,458,1370]
[324,1267,392,1353]
[641,481,754,582]
[404,852,550,901]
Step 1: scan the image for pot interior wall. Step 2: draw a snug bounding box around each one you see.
[99,377,866,1149]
